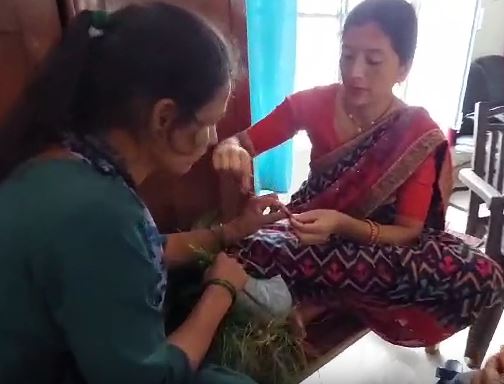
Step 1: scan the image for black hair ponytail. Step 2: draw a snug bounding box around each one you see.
[0,3,232,182]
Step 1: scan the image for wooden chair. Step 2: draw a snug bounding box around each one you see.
[459,101,504,368]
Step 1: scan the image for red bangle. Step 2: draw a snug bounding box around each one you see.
[365,219,380,244]
[375,222,381,243]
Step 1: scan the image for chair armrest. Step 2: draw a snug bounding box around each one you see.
[459,169,504,210]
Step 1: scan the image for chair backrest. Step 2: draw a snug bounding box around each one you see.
[459,56,504,137]
[462,56,504,117]
[472,102,504,193]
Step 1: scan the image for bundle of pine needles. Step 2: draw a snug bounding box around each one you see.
[165,248,307,384]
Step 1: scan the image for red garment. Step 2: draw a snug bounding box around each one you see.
[247,84,437,222]
[235,106,504,349]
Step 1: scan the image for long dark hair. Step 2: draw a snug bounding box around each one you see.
[0,3,232,182]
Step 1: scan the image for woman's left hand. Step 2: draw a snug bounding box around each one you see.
[472,348,504,384]
[223,194,288,243]
[290,209,348,245]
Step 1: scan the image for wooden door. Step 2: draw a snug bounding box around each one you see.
[0,0,61,121]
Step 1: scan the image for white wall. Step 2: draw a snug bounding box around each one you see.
[404,0,479,130]
[472,0,504,59]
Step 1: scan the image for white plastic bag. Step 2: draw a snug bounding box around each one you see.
[237,275,292,320]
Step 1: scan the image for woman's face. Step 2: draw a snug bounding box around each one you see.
[148,83,231,175]
[340,22,410,108]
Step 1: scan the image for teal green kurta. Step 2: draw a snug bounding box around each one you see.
[0,159,254,384]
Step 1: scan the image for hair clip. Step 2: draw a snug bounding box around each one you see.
[88,26,104,38]
[88,10,108,38]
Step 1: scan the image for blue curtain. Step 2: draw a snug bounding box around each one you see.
[246,0,297,193]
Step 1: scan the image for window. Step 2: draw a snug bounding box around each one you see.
[294,0,346,91]
[289,0,478,195]
[294,0,479,131]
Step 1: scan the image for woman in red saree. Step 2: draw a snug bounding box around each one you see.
[213,0,504,353]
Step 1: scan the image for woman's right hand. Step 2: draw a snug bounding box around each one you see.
[168,252,248,369]
[223,194,289,244]
[472,348,504,384]
[205,252,248,291]
[213,136,253,193]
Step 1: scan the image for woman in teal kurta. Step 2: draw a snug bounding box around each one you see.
[0,4,280,384]
[0,159,249,383]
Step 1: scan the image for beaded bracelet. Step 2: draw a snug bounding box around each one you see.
[204,278,237,304]
[375,221,381,243]
[365,219,380,244]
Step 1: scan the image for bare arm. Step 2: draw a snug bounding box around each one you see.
[292,157,437,246]
[168,252,247,369]
[164,195,287,267]
[291,210,424,246]
[168,285,232,369]
[340,214,423,245]
[164,226,237,267]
